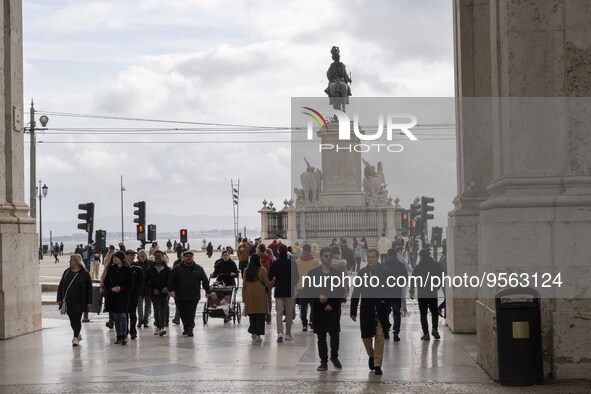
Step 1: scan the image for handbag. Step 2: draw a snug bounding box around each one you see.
[59,272,79,315]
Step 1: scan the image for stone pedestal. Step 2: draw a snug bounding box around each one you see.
[0,1,42,339]
[318,123,365,207]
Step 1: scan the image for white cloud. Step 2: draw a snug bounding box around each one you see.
[23,0,456,233]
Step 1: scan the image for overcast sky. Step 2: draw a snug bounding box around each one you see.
[23,0,455,236]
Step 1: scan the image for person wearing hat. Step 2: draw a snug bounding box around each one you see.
[168,250,210,337]
[104,251,132,345]
[410,249,443,341]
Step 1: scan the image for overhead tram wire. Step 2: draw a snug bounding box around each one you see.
[25,109,456,143]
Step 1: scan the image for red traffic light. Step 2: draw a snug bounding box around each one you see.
[137,224,145,233]
[410,220,417,228]
[180,229,187,236]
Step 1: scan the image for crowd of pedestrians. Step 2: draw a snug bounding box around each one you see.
[56,235,446,375]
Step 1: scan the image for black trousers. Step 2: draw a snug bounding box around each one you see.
[68,312,83,337]
[390,298,402,334]
[418,298,439,334]
[317,330,339,363]
[248,314,266,335]
[128,295,140,335]
[176,300,198,331]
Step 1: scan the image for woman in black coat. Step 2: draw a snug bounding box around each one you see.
[212,250,239,287]
[57,254,92,347]
[104,251,132,345]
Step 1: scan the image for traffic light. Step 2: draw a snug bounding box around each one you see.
[420,196,435,221]
[180,229,188,243]
[431,226,443,247]
[133,201,146,225]
[77,203,94,233]
[95,230,107,249]
[412,238,419,252]
[410,219,419,236]
[148,224,156,242]
[137,224,145,241]
[410,202,421,220]
[401,210,409,230]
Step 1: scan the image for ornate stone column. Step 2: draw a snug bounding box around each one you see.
[0,0,41,339]
[447,0,493,334]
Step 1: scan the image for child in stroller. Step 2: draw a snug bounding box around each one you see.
[207,284,232,322]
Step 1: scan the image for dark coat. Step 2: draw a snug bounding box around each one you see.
[57,268,92,314]
[268,253,299,298]
[104,264,132,313]
[350,264,393,338]
[168,262,210,302]
[212,258,239,287]
[137,257,153,295]
[308,266,345,334]
[382,255,409,299]
[145,264,171,297]
[340,244,355,269]
[411,256,443,298]
[129,263,144,297]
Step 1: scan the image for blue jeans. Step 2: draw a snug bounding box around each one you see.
[113,313,128,338]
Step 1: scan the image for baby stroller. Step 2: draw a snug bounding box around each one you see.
[202,276,241,325]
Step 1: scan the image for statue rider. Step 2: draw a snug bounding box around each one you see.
[324,46,352,112]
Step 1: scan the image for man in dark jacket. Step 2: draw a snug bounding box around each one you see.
[350,248,393,376]
[383,247,409,342]
[125,250,143,339]
[268,244,299,342]
[410,249,443,340]
[307,247,345,371]
[136,250,153,329]
[339,238,355,273]
[168,250,210,337]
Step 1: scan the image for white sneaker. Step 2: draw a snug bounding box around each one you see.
[277,334,283,342]
[254,335,262,342]
[77,335,82,342]
[251,334,257,341]
[154,328,160,335]
[285,334,293,341]
[72,337,79,347]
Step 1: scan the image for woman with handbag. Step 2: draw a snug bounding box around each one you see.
[57,254,93,347]
[242,254,274,342]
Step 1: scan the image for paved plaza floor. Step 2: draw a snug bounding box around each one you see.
[1,252,588,393]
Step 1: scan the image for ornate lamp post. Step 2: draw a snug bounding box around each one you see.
[38,181,48,259]
[26,100,49,219]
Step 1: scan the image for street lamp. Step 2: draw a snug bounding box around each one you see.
[38,181,48,260]
[25,100,49,219]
